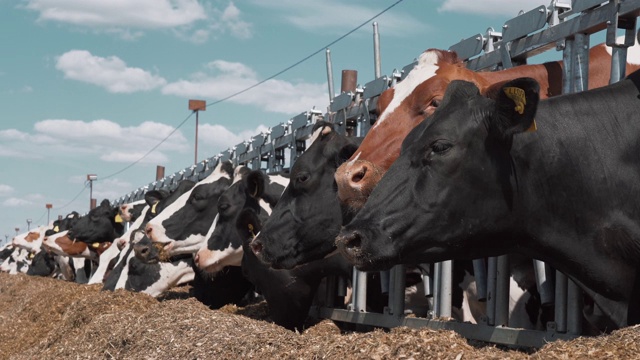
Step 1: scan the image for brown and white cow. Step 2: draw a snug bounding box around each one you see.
[335,41,640,211]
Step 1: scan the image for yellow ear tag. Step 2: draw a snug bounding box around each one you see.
[151,202,158,215]
[91,242,100,249]
[53,225,59,232]
[248,223,256,238]
[503,87,526,115]
[115,214,123,223]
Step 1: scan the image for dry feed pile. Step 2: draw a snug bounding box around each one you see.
[0,272,638,359]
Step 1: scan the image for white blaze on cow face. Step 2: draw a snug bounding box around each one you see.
[119,199,146,222]
[145,162,231,253]
[373,50,441,129]
[140,261,195,297]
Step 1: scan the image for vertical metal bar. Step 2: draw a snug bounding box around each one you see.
[495,255,510,326]
[350,267,358,310]
[555,271,568,333]
[356,270,368,312]
[390,264,406,316]
[373,22,382,79]
[573,33,590,92]
[472,258,488,301]
[562,37,575,94]
[326,49,335,102]
[433,262,442,317]
[610,47,628,84]
[486,257,497,326]
[534,259,555,306]
[380,269,390,294]
[421,263,432,297]
[439,260,453,318]
[567,279,583,334]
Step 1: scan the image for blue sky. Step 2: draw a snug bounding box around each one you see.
[0,0,555,242]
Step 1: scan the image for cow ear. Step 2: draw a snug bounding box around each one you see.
[144,190,166,206]
[236,208,262,243]
[245,170,266,200]
[493,78,539,138]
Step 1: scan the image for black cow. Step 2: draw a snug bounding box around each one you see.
[194,168,288,273]
[26,246,57,277]
[250,121,362,269]
[238,208,352,331]
[68,199,124,244]
[145,161,234,256]
[337,73,640,331]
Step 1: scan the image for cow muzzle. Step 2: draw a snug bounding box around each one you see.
[335,159,384,211]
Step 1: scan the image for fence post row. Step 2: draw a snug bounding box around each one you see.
[110,0,640,348]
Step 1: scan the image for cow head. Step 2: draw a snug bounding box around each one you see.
[250,121,360,269]
[335,49,466,213]
[337,78,539,270]
[67,199,123,244]
[195,168,287,274]
[145,161,233,256]
[119,199,147,222]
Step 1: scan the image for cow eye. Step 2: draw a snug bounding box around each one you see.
[296,172,310,184]
[431,141,452,155]
[219,203,230,212]
[430,99,441,108]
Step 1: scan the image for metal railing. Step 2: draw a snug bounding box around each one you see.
[111,0,640,348]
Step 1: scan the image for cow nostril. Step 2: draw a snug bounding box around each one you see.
[250,238,263,255]
[341,231,362,250]
[140,247,149,255]
[194,253,200,265]
[350,165,367,184]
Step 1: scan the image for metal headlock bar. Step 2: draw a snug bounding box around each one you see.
[111,1,640,349]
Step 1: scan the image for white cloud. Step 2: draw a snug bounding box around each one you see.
[437,0,542,17]
[93,178,135,201]
[251,0,428,37]
[24,0,252,42]
[25,0,207,29]
[56,50,167,93]
[0,119,188,164]
[198,123,270,152]
[3,198,31,207]
[162,60,328,114]
[0,184,14,197]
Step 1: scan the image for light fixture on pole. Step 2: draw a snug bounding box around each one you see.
[14,227,19,236]
[46,204,53,224]
[26,219,32,231]
[87,174,97,210]
[188,100,206,165]
[4,234,8,245]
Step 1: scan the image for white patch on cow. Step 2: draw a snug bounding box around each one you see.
[141,260,195,297]
[42,230,67,255]
[199,242,244,273]
[120,199,146,221]
[165,213,220,256]
[147,161,231,244]
[374,50,441,128]
[268,174,289,189]
[605,35,640,65]
[114,244,134,290]
[259,199,272,215]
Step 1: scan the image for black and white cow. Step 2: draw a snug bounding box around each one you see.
[250,121,362,269]
[337,73,640,331]
[101,180,197,290]
[145,161,234,256]
[193,168,288,273]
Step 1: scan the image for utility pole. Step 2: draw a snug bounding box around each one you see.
[46,204,53,224]
[188,100,206,165]
[26,219,32,231]
[87,174,97,210]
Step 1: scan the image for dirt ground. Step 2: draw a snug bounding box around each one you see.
[0,273,639,360]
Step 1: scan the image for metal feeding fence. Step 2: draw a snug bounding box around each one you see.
[112,0,640,348]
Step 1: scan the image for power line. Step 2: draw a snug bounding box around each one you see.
[206,0,406,107]
[98,0,405,182]
[57,182,88,211]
